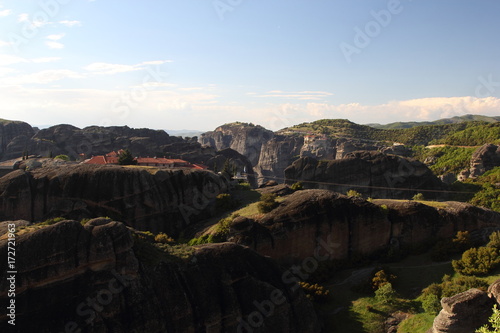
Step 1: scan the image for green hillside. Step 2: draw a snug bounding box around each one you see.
[282,119,495,146]
[367,114,500,129]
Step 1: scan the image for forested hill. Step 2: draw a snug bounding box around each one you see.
[281,119,500,146]
[366,114,500,129]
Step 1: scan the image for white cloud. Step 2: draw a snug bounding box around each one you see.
[31,57,61,63]
[84,62,142,75]
[0,69,83,85]
[17,13,29,22]
[0,54,27,66]
[0,40,12,48]
[46,33,65,41]
[46,41,64,49]
[259,90,334,100]
[59,20,81,27]
[141,60,172,65]
[0,9,11,17]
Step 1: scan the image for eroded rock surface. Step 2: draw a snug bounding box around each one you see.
[0,219,320,332]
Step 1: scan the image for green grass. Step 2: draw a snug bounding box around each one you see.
[398,313,435,333]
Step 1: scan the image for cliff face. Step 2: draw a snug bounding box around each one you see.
[0,219,320,332]
[199,123,274,166]
[230,190,500,263]
[0,120,35,160]
[0,165,228,237]
[285,152,445,199]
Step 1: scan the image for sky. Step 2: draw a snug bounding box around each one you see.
[0,0,499,131]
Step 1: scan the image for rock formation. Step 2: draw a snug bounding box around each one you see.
[199,122,274,166]
[0,119,35,160]
[459,144,500,180]
[284,152,445,199]
[0,219,320,332]
[230,190,500,263]
[427,288,496,333]
[0,164,229,237]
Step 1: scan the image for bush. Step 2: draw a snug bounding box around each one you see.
[257,193,279,213]
[375,282,397,304]
[155,232,174,244]
[372,269,397,290]
[299,282,330,302]
[347,189,363,198]
[291,182,304,191]
[215,193,239,213]
[421,275,488,300]
[452,247,500,276]
[476,304,500,333]
[487,231,500,250]
[421,293,441,316]
[412,193,425,201]
[54,154,70,161]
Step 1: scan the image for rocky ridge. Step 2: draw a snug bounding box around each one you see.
[0,219,320,332]
[0,164,228,237]
[229,189,500,263]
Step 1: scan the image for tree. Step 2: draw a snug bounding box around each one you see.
[487,231,500,250]
[291,182,303,191]
[476,305,500,333]
[347,189,362,198]
[375,282,397,304]
[372,269,397,290]
[118,149,137,165]
[412,193,425,201]
[452,247,500,276]
[257,193,279,213]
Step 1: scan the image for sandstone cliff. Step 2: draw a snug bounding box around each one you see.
[0,164,229,237]
[284,152,445,199]
[199,122,274,166]
[0,219,320,332]
[230,190,500,263]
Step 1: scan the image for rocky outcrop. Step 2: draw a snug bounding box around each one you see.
[0,164,228,237]
[461,144,500,180]
[205,148,258,187]
[0,120,35,160]
[230,190,500,263]
[199,123,274,166]
[0,219,320,332]
[285,152,445,199]
[428,288,496,333]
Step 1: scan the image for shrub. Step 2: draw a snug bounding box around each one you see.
[215,193,239,213]
[36,217,65,226]
[347,189,363,198]
[452,247,500,276]
[421,275,488,300]
[299,282,330,302]
[421,293,441,316]
[155,232,174,244]
[54,154,70,161]
[476,304,500,333]
[257,193,279,213]
[372,269,397,290]
[487,231,500,250]
[291,182,304,191]
[375,282,397,304]
[412,193,425,201]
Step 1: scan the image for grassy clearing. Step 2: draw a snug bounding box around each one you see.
[372,198,449,209]
[398,313,435,333]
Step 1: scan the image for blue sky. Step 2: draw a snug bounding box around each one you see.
[0,0,499,131]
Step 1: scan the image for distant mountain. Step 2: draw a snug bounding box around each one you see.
[366,114,500,129]
[165,129,204,138]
